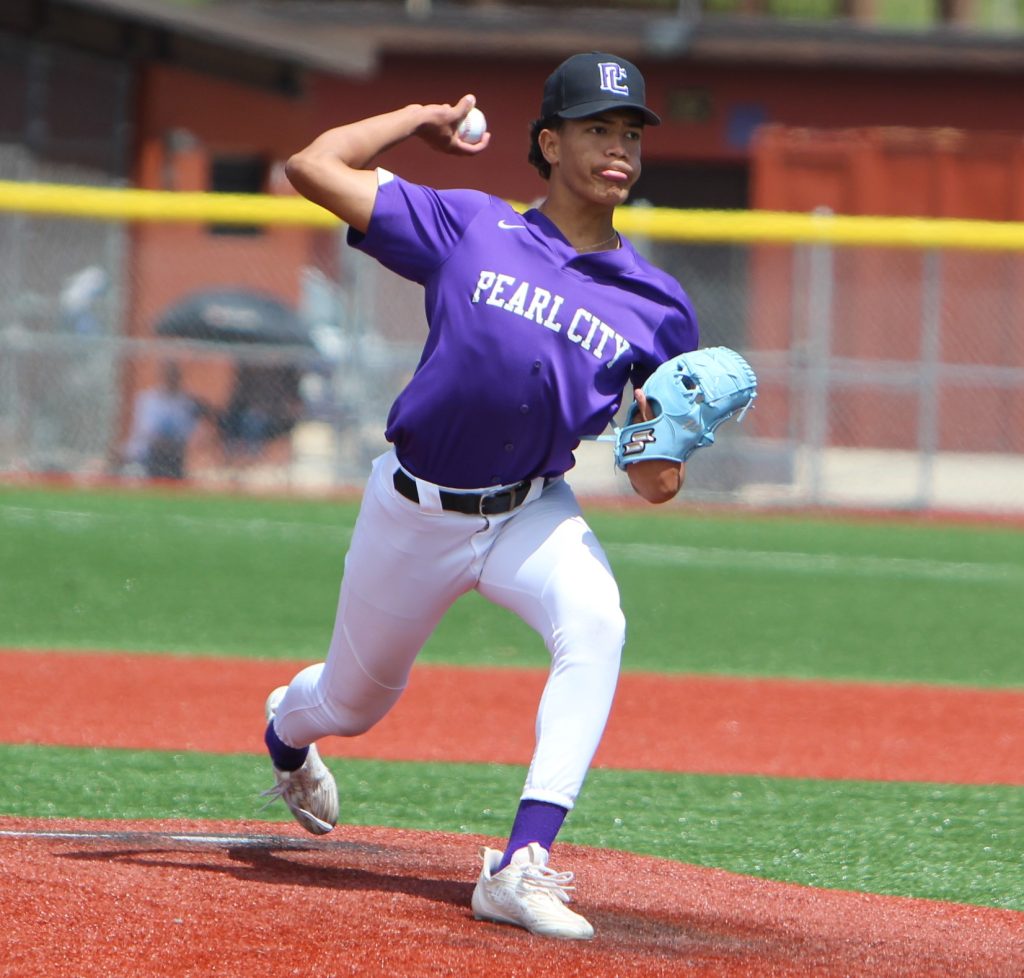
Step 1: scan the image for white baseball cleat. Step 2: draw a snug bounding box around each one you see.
[260,686,339,835]
[471,842,594,940]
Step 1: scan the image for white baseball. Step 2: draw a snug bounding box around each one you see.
[457,107,487,144]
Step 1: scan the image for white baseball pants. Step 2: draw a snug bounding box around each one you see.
[272,448,625,810]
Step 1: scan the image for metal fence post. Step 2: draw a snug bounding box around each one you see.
[915,250,943,509]
[804,214,835,507]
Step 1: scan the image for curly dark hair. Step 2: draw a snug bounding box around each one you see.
[527,115,564,180]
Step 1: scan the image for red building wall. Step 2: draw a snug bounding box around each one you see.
[126,63,320,424]
[750,124,1024,453]
[131,63,317,332]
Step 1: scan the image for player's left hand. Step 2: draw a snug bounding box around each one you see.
[415,95,491,155]
[633,387,653,422]
[625,388,685,504]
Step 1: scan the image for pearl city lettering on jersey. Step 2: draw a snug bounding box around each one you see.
[471,270,631,367]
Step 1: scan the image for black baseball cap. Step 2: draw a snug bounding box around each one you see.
[541,51,660,126]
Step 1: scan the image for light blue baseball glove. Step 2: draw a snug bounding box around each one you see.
[614,346,757,469]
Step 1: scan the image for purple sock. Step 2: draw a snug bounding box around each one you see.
[497,799,569,871]
[264,720,308,772]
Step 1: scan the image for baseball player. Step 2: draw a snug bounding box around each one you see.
[261,51,699,940]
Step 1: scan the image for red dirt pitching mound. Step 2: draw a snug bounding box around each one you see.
[2,818,1021,978]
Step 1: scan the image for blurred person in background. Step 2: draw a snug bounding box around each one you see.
[117,360,211,480]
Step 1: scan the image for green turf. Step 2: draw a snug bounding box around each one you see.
[4,744,1021,911]
[2,485,1022,686]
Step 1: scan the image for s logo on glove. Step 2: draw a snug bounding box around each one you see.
[614,346,757,469]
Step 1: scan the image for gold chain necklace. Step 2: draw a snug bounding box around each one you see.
[575,230,620,253]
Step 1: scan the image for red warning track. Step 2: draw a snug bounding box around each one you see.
[1,648,1022,784]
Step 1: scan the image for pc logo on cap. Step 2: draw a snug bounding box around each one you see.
[541,51,660,126]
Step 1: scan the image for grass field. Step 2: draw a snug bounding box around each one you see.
[3,483,1023,911]
[4,485,1022,685]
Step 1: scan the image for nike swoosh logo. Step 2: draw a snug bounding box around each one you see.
[498,219,527,230]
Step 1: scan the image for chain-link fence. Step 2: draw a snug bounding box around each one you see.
[1,188,1023,513]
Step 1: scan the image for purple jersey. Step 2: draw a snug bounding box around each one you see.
[348,170,699,488]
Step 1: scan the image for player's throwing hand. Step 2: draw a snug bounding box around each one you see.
[415,94,491,154]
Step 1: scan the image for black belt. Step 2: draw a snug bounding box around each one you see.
[393,468,533,516]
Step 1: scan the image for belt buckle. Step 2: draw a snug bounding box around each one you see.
[478,480,530,516]
[478,487,512,516]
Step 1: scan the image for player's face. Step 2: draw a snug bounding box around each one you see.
[545,110,644,207]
